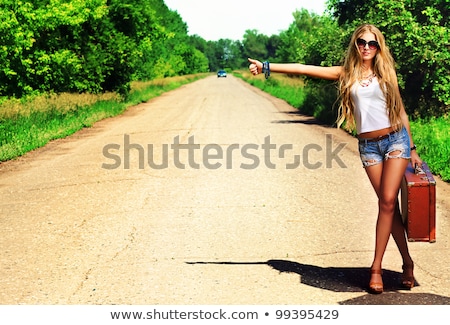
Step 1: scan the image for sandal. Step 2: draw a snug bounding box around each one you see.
[401,264,415,289]
[369,269,383,294]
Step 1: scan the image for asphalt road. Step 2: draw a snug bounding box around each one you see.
[1,75,449,305]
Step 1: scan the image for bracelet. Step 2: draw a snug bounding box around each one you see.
[262,61,270,79]
[410,145,417,151]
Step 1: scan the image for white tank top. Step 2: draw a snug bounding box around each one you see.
[351,77,391,134]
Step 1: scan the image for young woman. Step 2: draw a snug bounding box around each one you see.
[248,24,422,294]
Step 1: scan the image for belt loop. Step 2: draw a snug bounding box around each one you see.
[388,129,396,140]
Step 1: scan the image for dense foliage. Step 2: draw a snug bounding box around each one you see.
[235,0,449,121]
[329,0,449,118]
[1,0,448,119]
[227,1,449,122]
[0,0,208,97]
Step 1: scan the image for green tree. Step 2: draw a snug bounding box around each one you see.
[267,35,282,61]
[242,29,269,60]
[0,0,209,97]
[268,9,345,123]
[328,0,450,118]
[129,0,209,79]
[0,0,133,96]
[277,9,344,65]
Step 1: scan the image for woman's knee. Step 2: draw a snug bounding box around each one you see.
[379,195,397,213]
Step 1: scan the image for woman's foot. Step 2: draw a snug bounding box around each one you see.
[401,263,415,289]
[369,269,383,294]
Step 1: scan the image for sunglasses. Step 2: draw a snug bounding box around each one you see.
[356,38,380,50]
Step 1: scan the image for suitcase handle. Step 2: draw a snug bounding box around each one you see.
[414,163,425,175]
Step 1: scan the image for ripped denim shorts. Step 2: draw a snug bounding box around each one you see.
[358,127,411,168]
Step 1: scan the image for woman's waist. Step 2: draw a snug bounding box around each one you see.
[357,126,400,141]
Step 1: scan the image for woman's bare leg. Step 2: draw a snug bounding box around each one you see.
[363,157,411,288]
[391,200,414,266]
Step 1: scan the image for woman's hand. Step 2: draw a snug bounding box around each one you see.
[248,58,262,76]
[410,150,422,169]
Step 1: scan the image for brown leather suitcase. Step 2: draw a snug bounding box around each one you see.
[401,162,436,242]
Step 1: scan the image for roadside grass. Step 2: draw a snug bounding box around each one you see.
[410,116,450,181]
[234,70,306,109]
[235,70,449,182]
[0,73,209,162]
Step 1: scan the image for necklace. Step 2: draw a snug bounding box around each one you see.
[359,73,376,87]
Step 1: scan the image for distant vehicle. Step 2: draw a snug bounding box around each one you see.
[217,70,227,78]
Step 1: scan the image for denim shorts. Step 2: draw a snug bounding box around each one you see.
[358,127,411,167]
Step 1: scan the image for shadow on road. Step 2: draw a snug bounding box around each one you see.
[340,292,450,305]
[271,112,331,127]
[186,259,450,305]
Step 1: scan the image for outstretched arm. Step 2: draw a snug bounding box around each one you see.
[248,58,342,81]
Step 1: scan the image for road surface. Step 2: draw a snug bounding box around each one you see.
[1,75,449,305]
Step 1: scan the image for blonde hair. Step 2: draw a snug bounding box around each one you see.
[337,24,404,132]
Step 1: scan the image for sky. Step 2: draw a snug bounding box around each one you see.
[164,0,328,41]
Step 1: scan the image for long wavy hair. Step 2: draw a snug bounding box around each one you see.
[337,24,404,132]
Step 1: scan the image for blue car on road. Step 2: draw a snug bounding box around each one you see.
[217,70,227,78]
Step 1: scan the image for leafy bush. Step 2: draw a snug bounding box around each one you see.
[410,116,450,181]
[328,0,449,118]
[301,80,339,124]
[0,0,209,98]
